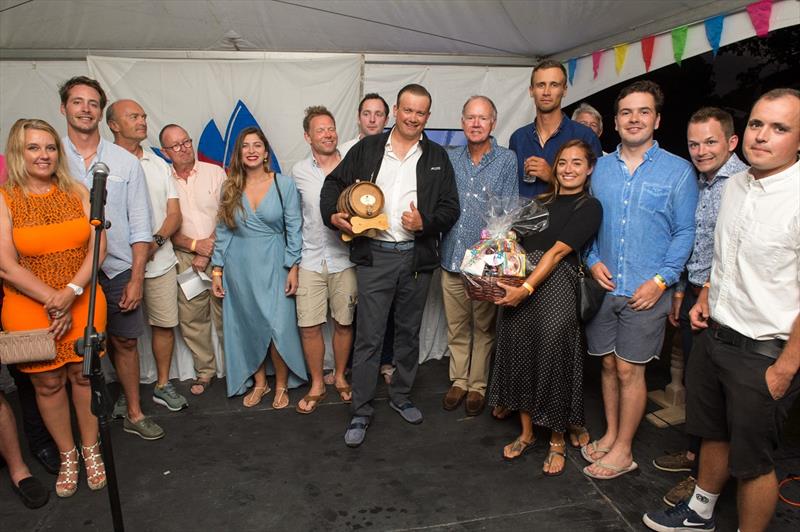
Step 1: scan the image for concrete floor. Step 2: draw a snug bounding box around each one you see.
[2,356,799,531]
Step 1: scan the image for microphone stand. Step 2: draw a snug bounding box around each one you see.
[76,197,125,531]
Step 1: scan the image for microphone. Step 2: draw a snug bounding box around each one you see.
[89,162,109,227]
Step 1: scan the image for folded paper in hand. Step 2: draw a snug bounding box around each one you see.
[177,268,212,300]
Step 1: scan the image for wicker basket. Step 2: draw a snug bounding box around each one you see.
[462,274,525,303]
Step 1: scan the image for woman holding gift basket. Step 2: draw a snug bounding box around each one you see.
[487,139,602,476]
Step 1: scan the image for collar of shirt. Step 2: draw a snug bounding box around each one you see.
[453,137,500,168]
[532,113,567,145]
[171,160,199,180]
[747,157,798,193]
[385,127,422,160]
[311,150,341,169]
[613,140,661,164]
[64,135,106,177]
[698,152,748,188]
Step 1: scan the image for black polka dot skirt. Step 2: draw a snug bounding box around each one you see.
[487,249,585,433]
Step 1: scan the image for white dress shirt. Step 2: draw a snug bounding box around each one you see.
[709,161,800,340]
[291,153,354,274]
[374,129,421,242]
[338,136,360,158]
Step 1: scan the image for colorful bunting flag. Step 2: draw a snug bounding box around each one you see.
[592,50,603,79]
[567,58,577,85]
[671,26,688,65]
[641,35,655,72]
[704,15,725,56]
[747,0,773,37]
[614,44,629,75]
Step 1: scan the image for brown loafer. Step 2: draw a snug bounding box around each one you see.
[465,391,485,416]
[442,386,467,410]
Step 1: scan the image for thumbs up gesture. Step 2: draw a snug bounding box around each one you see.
[401,201,423,232]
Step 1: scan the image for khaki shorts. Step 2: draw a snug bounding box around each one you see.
[143,265,179,328]
[296,266,357,327]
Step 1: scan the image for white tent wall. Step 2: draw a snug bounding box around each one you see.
[1,1,797,153]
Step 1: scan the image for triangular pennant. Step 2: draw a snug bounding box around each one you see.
[671,26,689,65]
[614,44,629,75]
[704,15,725,56]
[747,0,773,37]
[567,58,577,85]
[592,50,603,79]
[641,35,655,72]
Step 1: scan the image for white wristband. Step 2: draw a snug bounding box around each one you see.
[67,282,84,296]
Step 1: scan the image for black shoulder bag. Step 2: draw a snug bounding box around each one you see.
[574,196,606,323]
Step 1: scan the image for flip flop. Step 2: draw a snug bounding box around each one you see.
[190,378,212,396]
[335,385,352,403]
[295,391,326,414]
[502,437,536,461]
[543,442,567,477]
[581,440,610,464]
[568,426,590,449]
[582,460,638,480]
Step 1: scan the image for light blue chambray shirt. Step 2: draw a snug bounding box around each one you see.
[585,141,698,297]
[440,139,519,272]
[683,153,748,288]
[63,136,153,279]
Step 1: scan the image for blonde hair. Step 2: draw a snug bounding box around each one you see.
[218,127,271,229]
[4,118,75,194]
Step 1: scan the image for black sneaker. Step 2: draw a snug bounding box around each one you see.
[642,500,715,531]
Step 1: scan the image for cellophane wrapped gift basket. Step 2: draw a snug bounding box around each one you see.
[460,196,549,303]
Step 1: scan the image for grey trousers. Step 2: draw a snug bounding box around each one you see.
[351,245,432,417]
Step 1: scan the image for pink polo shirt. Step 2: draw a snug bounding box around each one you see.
[172,160,226,240]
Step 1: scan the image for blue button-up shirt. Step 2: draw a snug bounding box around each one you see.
[64,136,153,279]
[508,113,603,198]
[586,142,698,297]
[440,139,518,272]
[683,153,748,288]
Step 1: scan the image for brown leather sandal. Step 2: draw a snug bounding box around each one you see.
[295,391,327,414]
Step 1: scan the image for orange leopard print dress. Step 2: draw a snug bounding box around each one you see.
[1,184,106,372]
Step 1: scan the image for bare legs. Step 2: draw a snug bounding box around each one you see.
[298,321,353,411]
[585,354,646,476]
[0,393,33,486]
[109,335,144,422]
[151,326,175,387]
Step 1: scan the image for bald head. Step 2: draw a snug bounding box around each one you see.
[107,99,148,145]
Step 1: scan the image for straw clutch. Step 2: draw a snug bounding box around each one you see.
[0,328,57,365]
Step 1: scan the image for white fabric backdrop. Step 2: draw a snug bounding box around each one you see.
[88,55,362,173]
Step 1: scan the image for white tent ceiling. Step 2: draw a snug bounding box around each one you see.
[0,0,757,62]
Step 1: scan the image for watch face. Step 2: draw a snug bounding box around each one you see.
[154,235,165,246]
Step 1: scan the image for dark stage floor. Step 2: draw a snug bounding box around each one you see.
[2,356,799,531]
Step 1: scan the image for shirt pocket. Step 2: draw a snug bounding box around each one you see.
[638,184,671,214]
[741,221,796,277]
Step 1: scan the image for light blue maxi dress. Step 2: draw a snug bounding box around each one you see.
[212,173,307,397]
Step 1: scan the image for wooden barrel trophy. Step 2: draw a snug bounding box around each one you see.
[336,181,389,241]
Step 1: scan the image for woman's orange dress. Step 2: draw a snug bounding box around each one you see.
[1,185,106,373]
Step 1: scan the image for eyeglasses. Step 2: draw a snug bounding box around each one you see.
[164,139,193,152]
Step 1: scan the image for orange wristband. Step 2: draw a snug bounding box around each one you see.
[522,282,534,295]
[190,239,197,252]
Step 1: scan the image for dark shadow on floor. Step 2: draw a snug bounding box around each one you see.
[2,356,799,531]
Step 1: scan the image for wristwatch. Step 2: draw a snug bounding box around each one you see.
[67,283,84,296]
[153,234,166,247]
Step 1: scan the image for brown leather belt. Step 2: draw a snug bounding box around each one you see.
[708,319,786,359]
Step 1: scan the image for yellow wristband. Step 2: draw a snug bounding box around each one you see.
[702,281,711,289]
[522,282,534,295]
[190,239,197,252]
[212,270,223,277]
[653,275,667,291]
[674,292,684,298]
